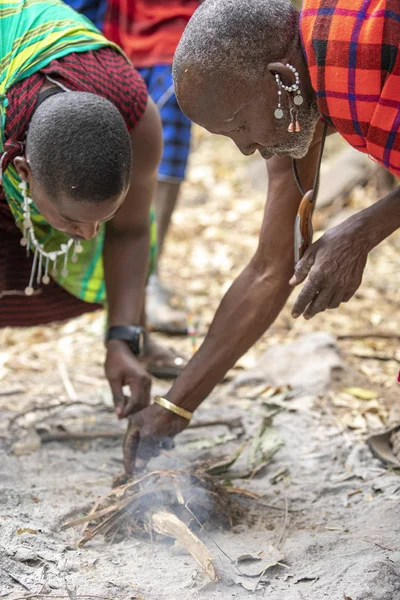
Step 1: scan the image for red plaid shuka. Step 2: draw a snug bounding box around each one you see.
[0,48,147,326]
[301,0,400,178]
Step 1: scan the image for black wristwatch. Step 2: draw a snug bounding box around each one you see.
[105,325,145,357]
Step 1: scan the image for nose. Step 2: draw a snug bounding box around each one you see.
[233,139,261,156]
[75,222,100,240]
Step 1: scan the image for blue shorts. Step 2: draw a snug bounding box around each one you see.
[138,65,192,182]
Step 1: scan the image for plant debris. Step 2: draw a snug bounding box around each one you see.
[62,464,256,580]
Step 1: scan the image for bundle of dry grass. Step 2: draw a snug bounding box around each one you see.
[62,465,257,581]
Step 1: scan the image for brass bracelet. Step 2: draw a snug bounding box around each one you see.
[153,396,193,421]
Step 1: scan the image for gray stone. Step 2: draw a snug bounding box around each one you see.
[232,332,342,395]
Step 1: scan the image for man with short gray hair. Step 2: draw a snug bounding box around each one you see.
[123,0,400,471]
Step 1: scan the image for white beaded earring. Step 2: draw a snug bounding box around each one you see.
[274,63,304,132]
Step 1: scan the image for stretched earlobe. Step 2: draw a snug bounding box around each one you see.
[13,155,31,183]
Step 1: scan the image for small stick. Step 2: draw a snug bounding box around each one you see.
[58,361,78,401]
[338,332,400,340]
[189,417,243,430]
[276,496,289,549]
[0,387,25,397]
[40,430,124,443]
[8,400,102,429]
[253,496,289,593]
[9,596,114,600]
[360,537,395,552]
[185,499,239,571]
[350,351,400,363]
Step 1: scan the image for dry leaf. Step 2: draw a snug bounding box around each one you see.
[236,545,283,577]
[16,528,37,535]
[248,417,284,474]
[206,442,246,475]
[342,387,377,400]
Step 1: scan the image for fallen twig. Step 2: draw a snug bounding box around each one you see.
[9,596,118,600]
[253,496,289,593]
[189,417,243,430]
[350,350,400,363]
[185,499,239,571]
[276,496,289,549]
[338,332,400,340]
[58,361,78,401]
[360,537,395,552]
[40,430,124,443]
[8,400,103,430]
[0,386,25,397]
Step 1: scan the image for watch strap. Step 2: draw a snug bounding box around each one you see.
[106,325,144,356]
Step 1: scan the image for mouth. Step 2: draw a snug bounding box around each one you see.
[259,148,274,160]
[259,147,288,160]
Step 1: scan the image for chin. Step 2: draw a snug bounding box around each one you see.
[288,146,310,159]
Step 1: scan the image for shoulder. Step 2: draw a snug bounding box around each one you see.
[86,47,149,131]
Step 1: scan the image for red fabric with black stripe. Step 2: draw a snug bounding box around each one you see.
[0,47,147,327]
[300,0,400,177]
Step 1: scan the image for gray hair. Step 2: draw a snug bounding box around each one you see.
[173,0,299,83]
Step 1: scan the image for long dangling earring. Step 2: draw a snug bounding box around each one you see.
[274,63,304,131]
[274,87,283,120]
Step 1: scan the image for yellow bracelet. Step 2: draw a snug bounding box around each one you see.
[153,396,193,421]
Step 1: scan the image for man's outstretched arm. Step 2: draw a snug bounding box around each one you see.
[103,98,163,419]
[123,123,327,472]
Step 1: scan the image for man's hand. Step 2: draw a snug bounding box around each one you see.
[290,216,370,319]
[105,339,151,419]
[123,404,189,475]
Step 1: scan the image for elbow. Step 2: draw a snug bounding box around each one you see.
[250,243,294,286]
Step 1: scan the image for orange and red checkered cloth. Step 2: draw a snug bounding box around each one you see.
[301,0,400,178]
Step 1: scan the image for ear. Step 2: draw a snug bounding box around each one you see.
[13,156,32,183]
[267,60,296,88]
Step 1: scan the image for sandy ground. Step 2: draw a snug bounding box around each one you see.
[1,336,399,600]
[1,129,400,599]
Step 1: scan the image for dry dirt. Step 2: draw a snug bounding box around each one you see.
[1,128,400,599]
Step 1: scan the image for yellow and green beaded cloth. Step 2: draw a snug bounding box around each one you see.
[0,0,156,304]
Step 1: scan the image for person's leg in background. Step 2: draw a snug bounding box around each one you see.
[139,65,192,334]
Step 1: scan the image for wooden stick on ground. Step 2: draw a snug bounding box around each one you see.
[151,510,218,582]
[58,361,78,401]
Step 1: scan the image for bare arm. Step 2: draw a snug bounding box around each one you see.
[104,97,162,326]
[104,98,163,417]
[122,123,333,472]
[167,139,323,413]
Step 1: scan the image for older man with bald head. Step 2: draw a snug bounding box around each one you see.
[123,0,400,471]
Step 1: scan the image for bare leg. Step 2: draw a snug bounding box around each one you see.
[154,180,181,262]
[146,180,188,334]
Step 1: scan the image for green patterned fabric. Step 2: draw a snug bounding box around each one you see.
[0,0,155,304]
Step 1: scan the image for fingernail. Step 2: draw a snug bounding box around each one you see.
[292,312,299,319]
